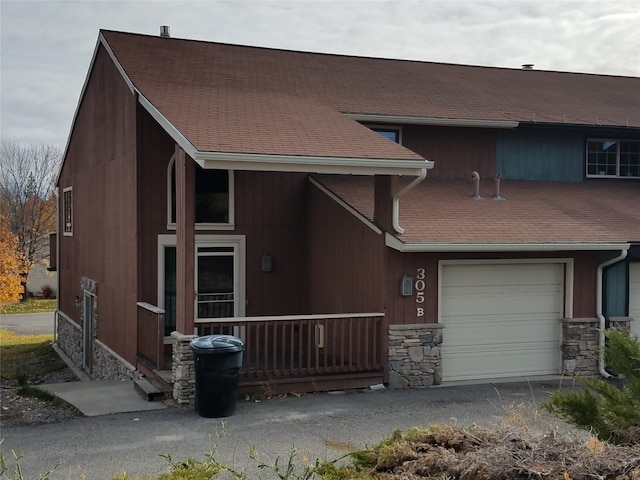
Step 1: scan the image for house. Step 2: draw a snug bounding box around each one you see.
[52,27,640,403]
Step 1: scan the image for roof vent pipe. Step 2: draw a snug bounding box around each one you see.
[522,64,534,70]
[160,26,170,38]
[493,173,504,200]
[471,171,483,200]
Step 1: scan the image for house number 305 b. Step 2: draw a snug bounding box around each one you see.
[416,268,425,317]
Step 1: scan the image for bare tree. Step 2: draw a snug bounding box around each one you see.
[0,140,62,285]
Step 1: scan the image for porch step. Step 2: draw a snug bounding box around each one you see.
[133,377,171,402]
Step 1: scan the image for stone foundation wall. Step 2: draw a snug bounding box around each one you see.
[56,312,137,380]
[56,312,83,367]
[609,317,631,334]
[172,332,196,404]
[92,340,138,380]
[388,324,443,389]
[561,318,599,375]
[561,317,633,376]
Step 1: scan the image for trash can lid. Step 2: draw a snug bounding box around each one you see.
[190,334,245,354]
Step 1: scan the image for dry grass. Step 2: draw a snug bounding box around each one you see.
[343,404,640,480]
[0,299,56,314]
[0,328,66,382]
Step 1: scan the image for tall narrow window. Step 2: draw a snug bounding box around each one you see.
[63,187,73,235]
[168,157,232,226]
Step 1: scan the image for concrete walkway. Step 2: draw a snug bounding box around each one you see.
[40,380,167,416]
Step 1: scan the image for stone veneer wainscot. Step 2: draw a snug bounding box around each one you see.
[388,323,443,389]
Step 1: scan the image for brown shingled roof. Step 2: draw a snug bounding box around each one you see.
[100,30,640,160]
[316,175,640,245]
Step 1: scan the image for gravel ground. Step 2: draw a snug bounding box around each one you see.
[0,368,83,427]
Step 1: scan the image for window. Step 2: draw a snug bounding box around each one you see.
[586,139,640,178]
[371,127,401,143]
[168,156,233,227]
[63,187,73,235]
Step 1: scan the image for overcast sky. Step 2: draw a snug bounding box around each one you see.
[1,0,639,149]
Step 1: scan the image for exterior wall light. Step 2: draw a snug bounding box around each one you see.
[261,254,273,273]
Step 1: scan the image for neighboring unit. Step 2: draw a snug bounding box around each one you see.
[52,28,640,403]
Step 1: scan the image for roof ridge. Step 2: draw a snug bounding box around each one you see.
[98,29,639,79]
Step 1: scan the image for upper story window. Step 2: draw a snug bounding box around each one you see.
[62,187,73,236]
[168,156,233,228]
[371,127,401,144]
[586,139,640,178]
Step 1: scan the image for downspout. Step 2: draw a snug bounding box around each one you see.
[53,187,60,344]
[596,247,629,378]
[392,168,427,234]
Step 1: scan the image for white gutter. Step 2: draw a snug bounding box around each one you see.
[385,235,631,253]
[198,151,433,176]
[596,247,629,378]
[348,113,519,129]
[392,168,428,234]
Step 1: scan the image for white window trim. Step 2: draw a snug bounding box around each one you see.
[166,154,235,230]
[62,186,73,237]
[586,138,640,179]
[157,234,246,338]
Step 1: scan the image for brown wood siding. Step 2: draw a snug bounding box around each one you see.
[137,106,175,304]
[136,121,312,317]
[402,125,497,179]
[386,250,438,324]
[57,44,138,363]
[308,184,386,313]
[386,250,600,325]
[234,171,309,316]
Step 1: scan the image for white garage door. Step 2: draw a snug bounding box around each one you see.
[440,262,564,382]
[630,263,640,338]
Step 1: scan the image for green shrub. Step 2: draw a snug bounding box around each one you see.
[543,329,640,444]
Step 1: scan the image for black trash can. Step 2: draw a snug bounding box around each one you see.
[190,335,245,418]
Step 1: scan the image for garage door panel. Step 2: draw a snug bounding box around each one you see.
[444,347,559,381]
[444,322,559,346]
[441,262,563,382]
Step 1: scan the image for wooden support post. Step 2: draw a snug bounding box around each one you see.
[175,146,195,335]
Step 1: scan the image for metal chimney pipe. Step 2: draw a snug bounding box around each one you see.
[493,173,504,200]
[160,26,170,38]
[471,171,482,200]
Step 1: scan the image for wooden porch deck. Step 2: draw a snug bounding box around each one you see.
[137,305,385,393]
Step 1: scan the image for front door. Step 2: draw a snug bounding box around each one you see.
[160,235,245,336]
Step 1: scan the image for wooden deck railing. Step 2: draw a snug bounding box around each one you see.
[195,313,384,381]
[137,302,165,370]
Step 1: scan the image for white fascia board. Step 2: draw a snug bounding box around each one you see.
[349,113,519,129]
[137,94,198,159]
[309,177,382,235]
[196,151,433,176]
[385,233,631,252]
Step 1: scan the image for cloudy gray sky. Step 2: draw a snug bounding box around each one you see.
[1,0,639,149]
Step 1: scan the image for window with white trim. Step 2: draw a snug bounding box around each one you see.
[167,156,233,228]
[63,187,73,235]
[586,139,640,178]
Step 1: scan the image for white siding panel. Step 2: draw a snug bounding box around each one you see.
[630,263,640,338]
[441,263,563,382]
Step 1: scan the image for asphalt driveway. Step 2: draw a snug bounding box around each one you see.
[1,378,584,480]
[0,312,55,335]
